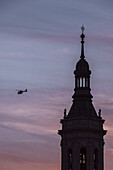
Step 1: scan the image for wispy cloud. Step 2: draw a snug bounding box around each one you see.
[0,0,113,169]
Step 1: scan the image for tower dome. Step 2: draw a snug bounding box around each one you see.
[76,58,89,70]
[75,58,90,76]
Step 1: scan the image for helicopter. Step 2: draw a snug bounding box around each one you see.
[16,89,27,94]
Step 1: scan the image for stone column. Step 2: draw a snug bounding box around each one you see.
[72,145,80,170]
[86,143,94,170]
[98,141,104,170]
[61,141,68,170]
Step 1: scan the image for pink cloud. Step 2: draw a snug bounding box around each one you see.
[0,153,60,170]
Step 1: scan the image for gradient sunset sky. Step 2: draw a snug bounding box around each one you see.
[0,0,113,170]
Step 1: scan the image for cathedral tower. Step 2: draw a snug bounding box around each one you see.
[58,27,107,170]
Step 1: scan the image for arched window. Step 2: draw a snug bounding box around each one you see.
[83,78,85,87]
[80,77,82,87]
[93,149,98,170]
[80,148,86,170]
[79,77,88,88]
[68,149,72,170]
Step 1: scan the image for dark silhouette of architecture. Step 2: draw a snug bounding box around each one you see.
[58,26,107,170]
[16,89,27,94]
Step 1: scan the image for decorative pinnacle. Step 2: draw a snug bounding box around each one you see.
[64,109,67,118]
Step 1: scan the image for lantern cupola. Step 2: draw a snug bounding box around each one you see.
[67,26,97,118]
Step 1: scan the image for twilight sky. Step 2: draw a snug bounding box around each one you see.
[0,0,113,170]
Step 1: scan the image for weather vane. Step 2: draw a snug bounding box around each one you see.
[81,25,85,34]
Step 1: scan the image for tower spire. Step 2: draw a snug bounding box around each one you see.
[58,28,107,170]
[80,25,85,59]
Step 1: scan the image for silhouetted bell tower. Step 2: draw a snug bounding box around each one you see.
[58,26,107,170]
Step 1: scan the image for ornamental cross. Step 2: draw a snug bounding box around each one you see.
[81,25,85,34]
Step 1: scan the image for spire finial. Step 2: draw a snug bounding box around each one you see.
[80,25,85,59]
[81,25,85,34]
